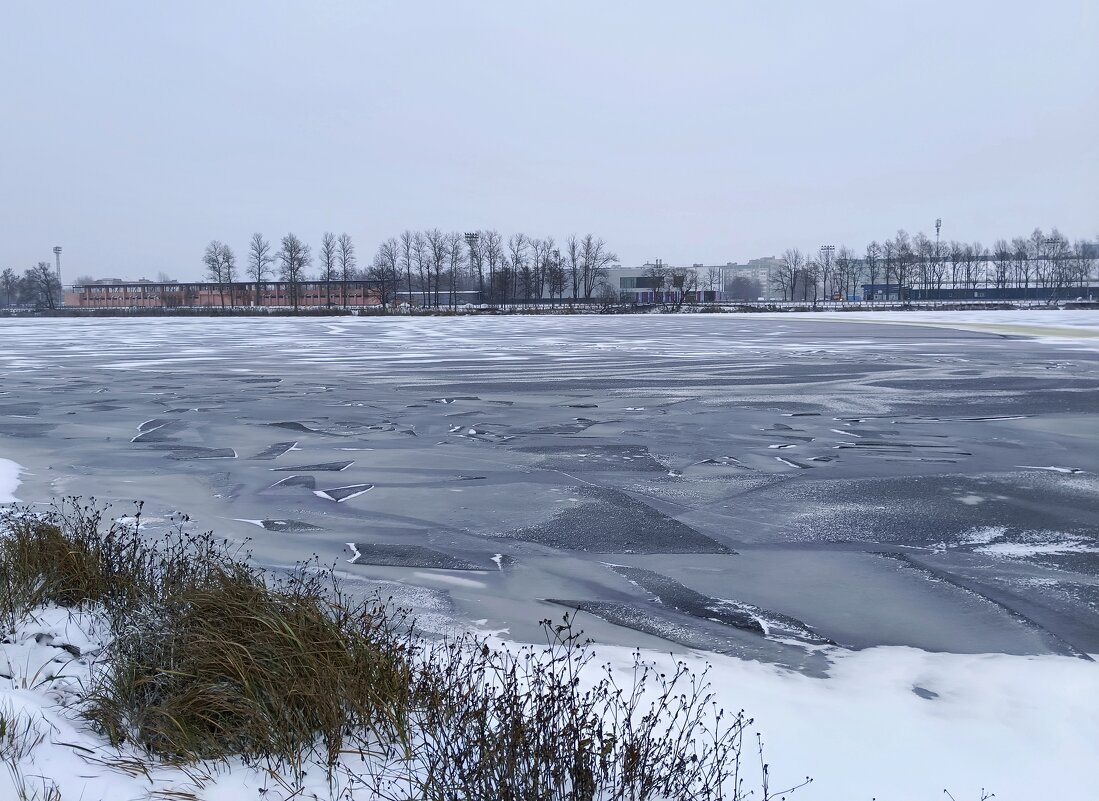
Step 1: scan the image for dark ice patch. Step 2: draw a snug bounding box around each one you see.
[606,564,762,633]
[268,475,316,490]
[165,447,237,460]
[269,421,329,434]
[696,456,751,469]
[0,403,41,416]
[346,542,481,570]
[131,421,187,442]
[517,418,606,435]
[314,484,373,502]
[249,441,298,460]
[546,599,829,673]
[501,486,729,554]
[270,461,353,472]
[0,423,55,437]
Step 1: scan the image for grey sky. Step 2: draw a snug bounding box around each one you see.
[2,1,1096,281]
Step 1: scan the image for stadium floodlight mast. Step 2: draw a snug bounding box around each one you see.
[464,232,481,300]
[53,246,63,307]
[820,245,835,301]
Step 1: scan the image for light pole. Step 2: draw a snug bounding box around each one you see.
[464,232,481,305]
[53,246,63,307]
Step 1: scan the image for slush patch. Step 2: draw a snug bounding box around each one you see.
[261,519,323,532]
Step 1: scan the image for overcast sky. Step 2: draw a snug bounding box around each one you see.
[2,1,1096,281]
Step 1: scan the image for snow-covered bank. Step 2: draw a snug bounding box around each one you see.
[2,606,1096,801]
[764,308,1099,343]
[630,645,1099,800]
[0,458,22,503]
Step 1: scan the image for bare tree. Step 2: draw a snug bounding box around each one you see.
[864,241,881,298]
[425,228,448,307]
[704,266,722,294]
[643,260,669,304]
[1073,239,1095,291]
[338,233,355,307]
[913,233,932,293]
[399,230,416,307]
[893,230,913,300]
[369,238,400,310]
[1,268,17,307]
[565,235,582,301]
[222,244,237,305]
[579,234,617,299]
[992,240,1013,289]
[668,267,698,310]
[834,247,858,300]
[203,240,230,308]
[774,248,804,301]
[534,236,554,302]
[1011,237,1032,293]
[547,247,566,300]
[482,230,504,306]
[506,233,528,305]
[1046,229,1072,294]
[277,233,311,312]
[248,232,274,308]
[412,231,430,306]
[26,262,61,309]
[446,231,466,309]
[526,237,545,304]
[319,232,337,307]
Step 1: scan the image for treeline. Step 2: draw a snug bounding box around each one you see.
[0,263,63,309]
[201,230,619,309]
[772,227,1097,302]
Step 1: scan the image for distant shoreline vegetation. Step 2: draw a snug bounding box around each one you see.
[2,298,1098,319]
[5,226,1096,312]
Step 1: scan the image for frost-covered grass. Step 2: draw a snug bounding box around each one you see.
[0,501,779,801]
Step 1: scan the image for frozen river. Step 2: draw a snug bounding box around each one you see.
[1,312,1098,667]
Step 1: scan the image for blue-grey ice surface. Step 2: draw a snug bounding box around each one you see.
[1,314,1097,668]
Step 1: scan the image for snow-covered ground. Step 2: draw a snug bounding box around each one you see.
[767,308,1099,342]
[1,602,1097,800]
[0,458,20,503]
